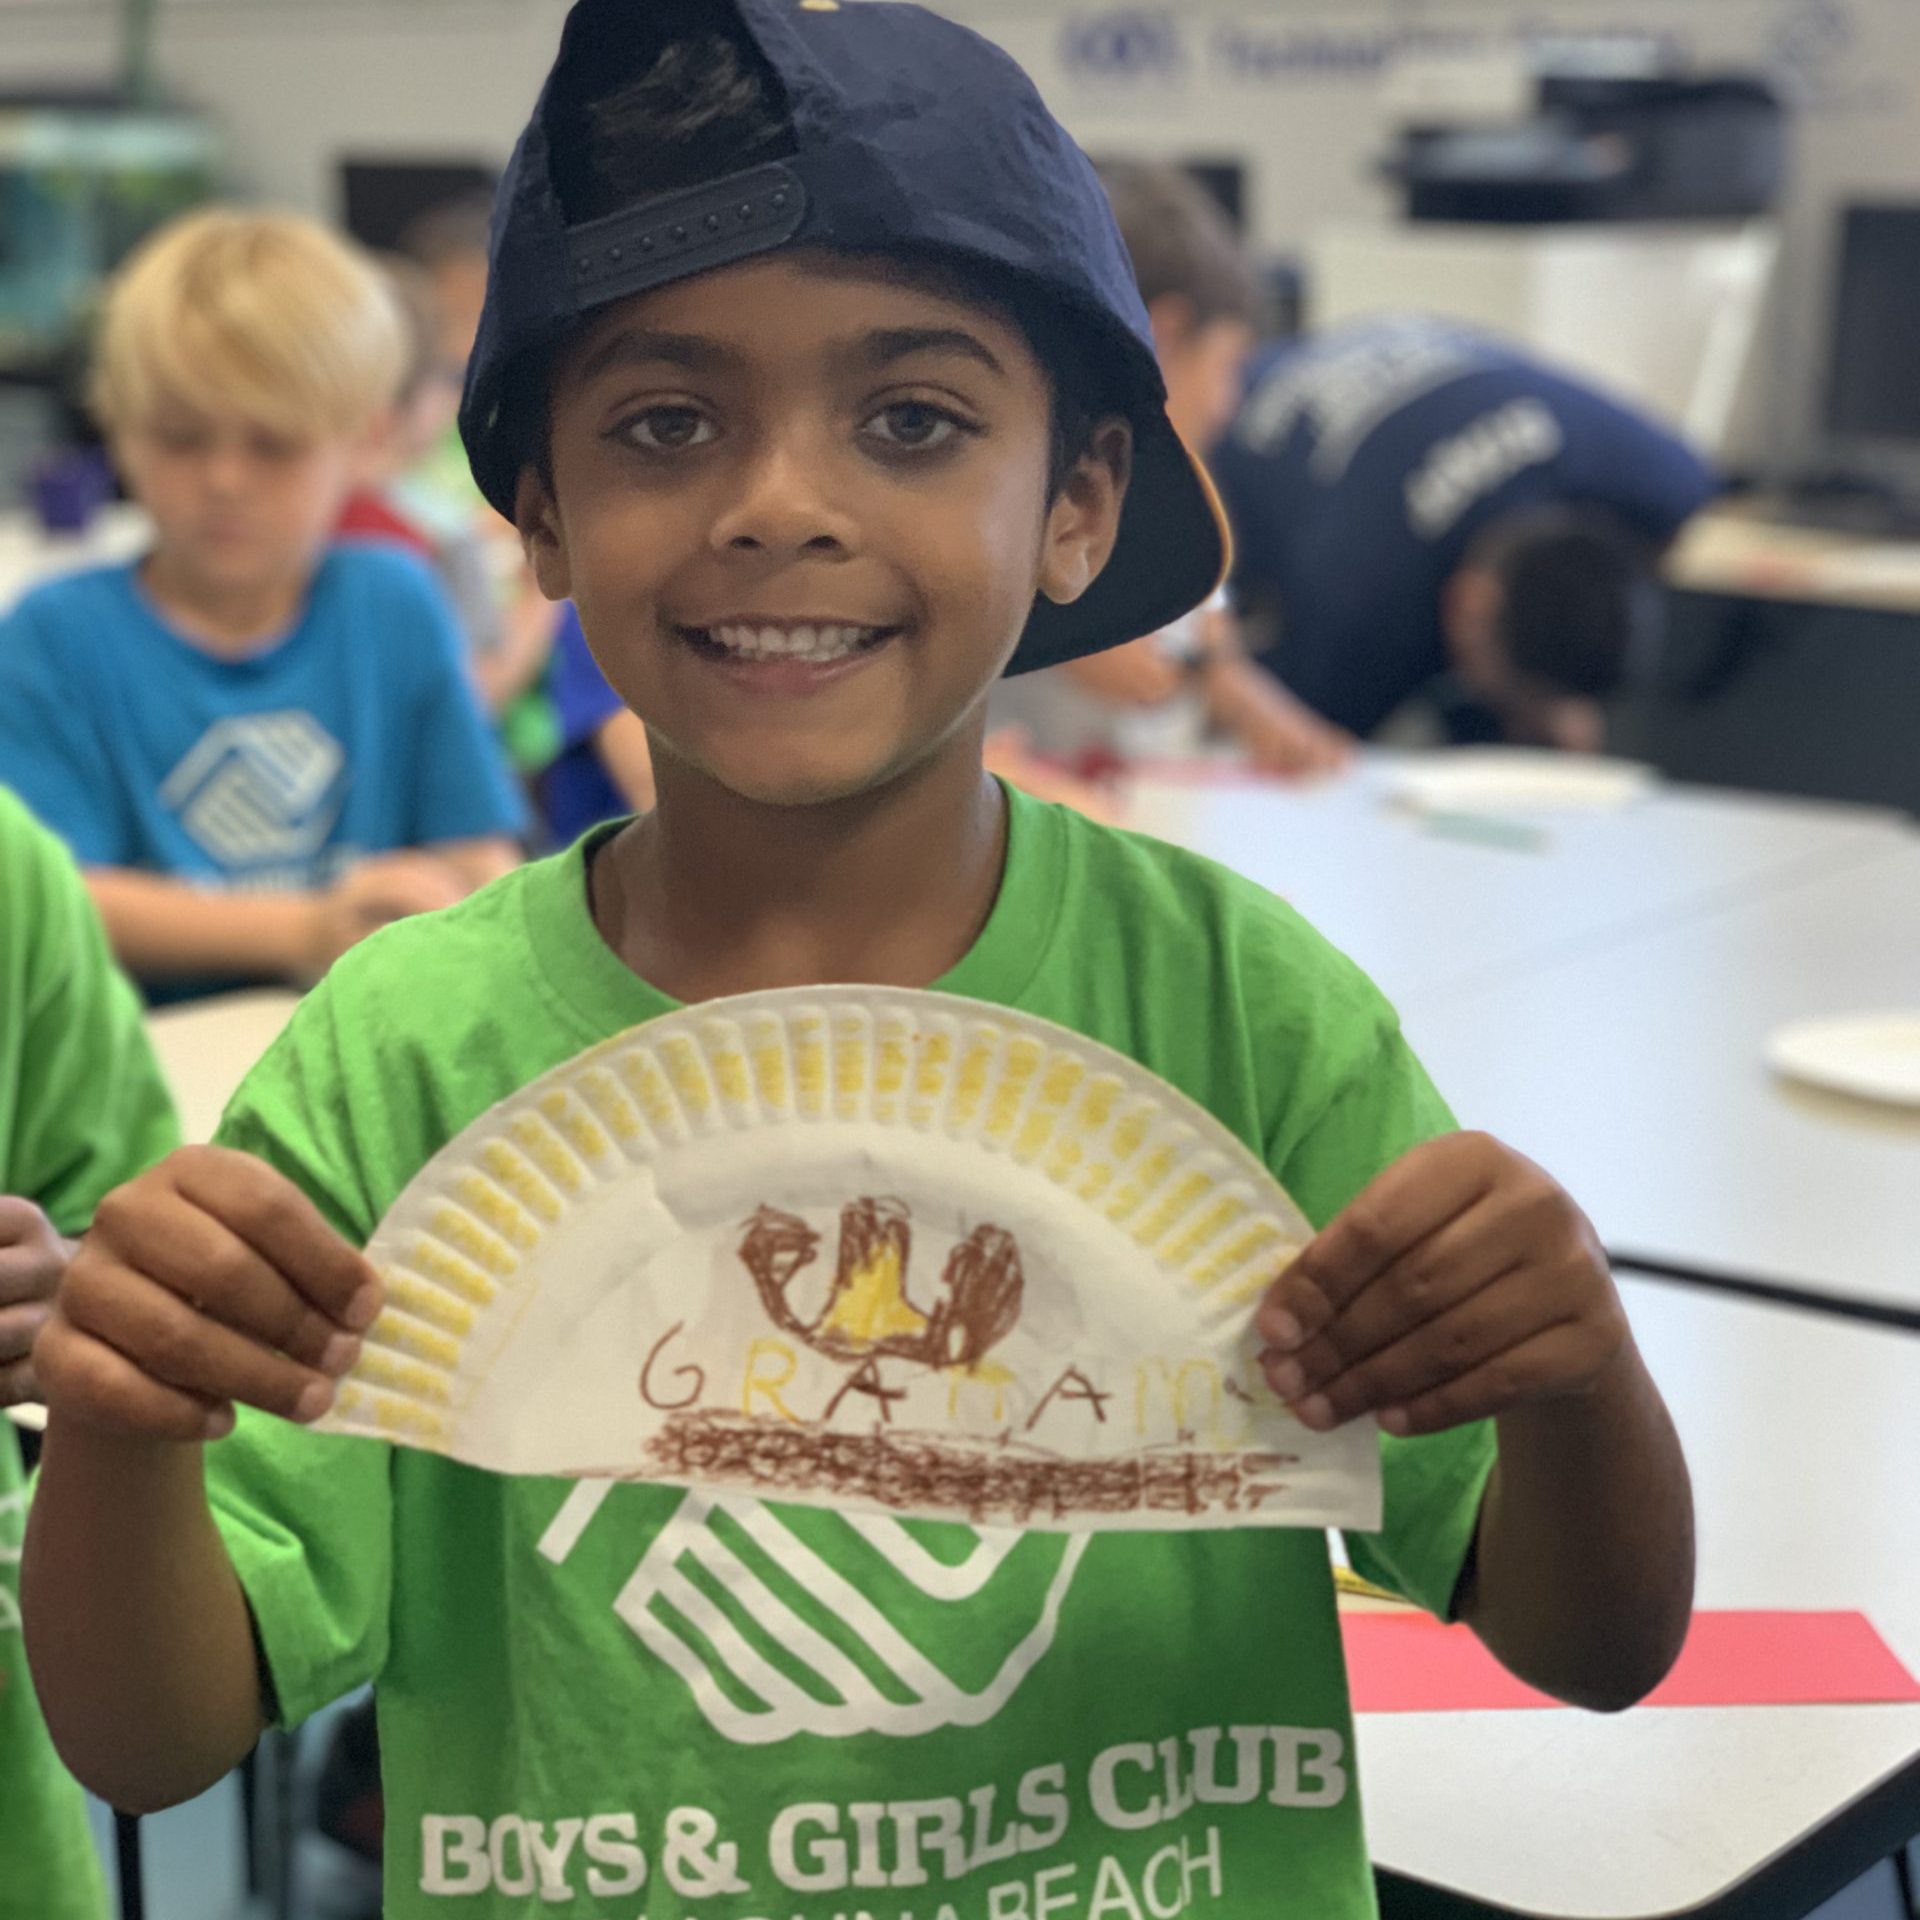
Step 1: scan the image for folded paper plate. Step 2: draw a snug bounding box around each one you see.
[317,988,1380,1532]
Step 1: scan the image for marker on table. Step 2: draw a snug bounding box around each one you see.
[1399,806,1552,854]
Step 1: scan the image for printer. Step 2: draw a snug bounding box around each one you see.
[1383,54,1787,225]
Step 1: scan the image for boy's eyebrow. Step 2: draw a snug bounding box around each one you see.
[853,327,1007,377]
[573,329,741,384]
[572,323,1008,385]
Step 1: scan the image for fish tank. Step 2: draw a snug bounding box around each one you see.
[0,94,220,374]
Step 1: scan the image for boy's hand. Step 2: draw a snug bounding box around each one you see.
[0,1197,73,1407]
[1255,1133,1630,1438]
[34,1148,384,1444]
[303,854,469,976]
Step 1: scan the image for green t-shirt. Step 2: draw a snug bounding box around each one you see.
[0,787,180,1920]
[207,785,1496,1920]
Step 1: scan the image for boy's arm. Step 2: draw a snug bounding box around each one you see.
[26,1427,265,1811]
[25,1146,382,1811]
[86,857,502,985]
[1454,1337,1693,1709]
[86,868,323,983]
[426,836,523,892]
[1259,1131,1694,1710]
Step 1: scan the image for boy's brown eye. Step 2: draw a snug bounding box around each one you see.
[622,406,715,452]
[867,402,963,450]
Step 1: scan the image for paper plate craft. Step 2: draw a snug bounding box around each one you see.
[1766,1013,1920,1109]
[1382,748,1657,817]
[316,988,1380,1532]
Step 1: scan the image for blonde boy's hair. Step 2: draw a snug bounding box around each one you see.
[90,208,408,441]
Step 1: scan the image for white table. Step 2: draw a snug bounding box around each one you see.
[0,503,149,614]
[144,989,301,1146]
[1365,1277,1920,1919]
[1404,847,1920,1320]
[1124,763,1913,1017]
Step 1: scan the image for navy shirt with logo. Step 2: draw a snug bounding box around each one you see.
[1210,318,1720,736]
[0,545,526,894]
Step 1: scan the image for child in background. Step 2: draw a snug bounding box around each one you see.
[0,209,525,997]
[0,786,179,1920]
[995,161,1352,779]
[335,254,517,683]
[26,9,1692,1917]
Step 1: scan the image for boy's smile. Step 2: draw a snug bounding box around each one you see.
[519,251,1127,810]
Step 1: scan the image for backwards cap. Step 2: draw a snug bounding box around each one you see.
[460,0,1229,676]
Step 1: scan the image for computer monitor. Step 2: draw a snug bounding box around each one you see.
[339,158,498,254]
[1825,203,1920,449]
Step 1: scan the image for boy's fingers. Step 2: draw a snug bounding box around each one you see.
[88,1188,360,1374]
[163,1148,381,1328]
[0,1356,36,1409]
[34,1315,231,1444]
[0,1300,50,1369]
[1375,1325,1599,1438]
[0,1195,48,1248]
[1267,1278,1558,1432]
[1257,1136,1497,1345]
[1259,1200,1527,1401]
[57,1259,339,1425]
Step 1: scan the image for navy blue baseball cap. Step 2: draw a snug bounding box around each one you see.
[459,0,1230,676]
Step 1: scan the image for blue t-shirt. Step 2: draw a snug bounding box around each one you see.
[0,545,527,890]
[1211,318,1721,735]
[534,603,629,848]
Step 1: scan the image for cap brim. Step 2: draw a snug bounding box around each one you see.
[1006,408,1232,676]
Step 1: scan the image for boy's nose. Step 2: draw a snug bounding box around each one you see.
[709,438,858,561]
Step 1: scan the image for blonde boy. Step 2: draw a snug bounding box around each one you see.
[0,210,524,995]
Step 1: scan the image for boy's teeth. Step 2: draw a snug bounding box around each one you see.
[707,623,878,662]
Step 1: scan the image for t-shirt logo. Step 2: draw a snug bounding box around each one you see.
[540,1484,1086,1746]
[0,1487,25,1636]
[160,712,346,870]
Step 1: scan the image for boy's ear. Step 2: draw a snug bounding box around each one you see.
[514,465,573,601]
[1038,419,1132,608]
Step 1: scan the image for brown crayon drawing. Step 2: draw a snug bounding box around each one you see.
[738,1199,1023,1371]
[645,1410,1302,1525]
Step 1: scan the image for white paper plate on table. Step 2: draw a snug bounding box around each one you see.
[315,987,1380,1532]
[1765,1014,1920,1108]
[1381,749,1657,816]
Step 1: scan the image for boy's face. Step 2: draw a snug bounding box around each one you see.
[1148,301,1255,455]
[519,252,1129,809]
[115,402,366,596]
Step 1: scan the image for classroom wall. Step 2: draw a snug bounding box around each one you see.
[4,0,1918,468]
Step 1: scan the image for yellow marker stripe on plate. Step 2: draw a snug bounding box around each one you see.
[790,1012,829,1118]
[618,1049,685,1142]
[507,1114,584,1197]
[382,1268,477,1336]
[454,1171,540,1252]
[1130,1168,1215,1250]
[477,1141,563,1224]
[1164,1191,1252,1274]
[541,1089,612,1165]
[356,1347,454,1406]
[657,1033,718,1129]
[743,1013,793,1119]
[426,1205,519,1280]
[574,1067,646,1153]
[832,1010,871,1120]
[983,1035,1044,1144]
[367,1311,462,1371]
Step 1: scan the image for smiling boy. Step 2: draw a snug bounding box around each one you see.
[26,6,1691,1916]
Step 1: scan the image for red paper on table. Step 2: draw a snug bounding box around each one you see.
[1341,1610,1920,1713]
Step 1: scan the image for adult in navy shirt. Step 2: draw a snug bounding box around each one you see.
[1210,317,1720,747]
